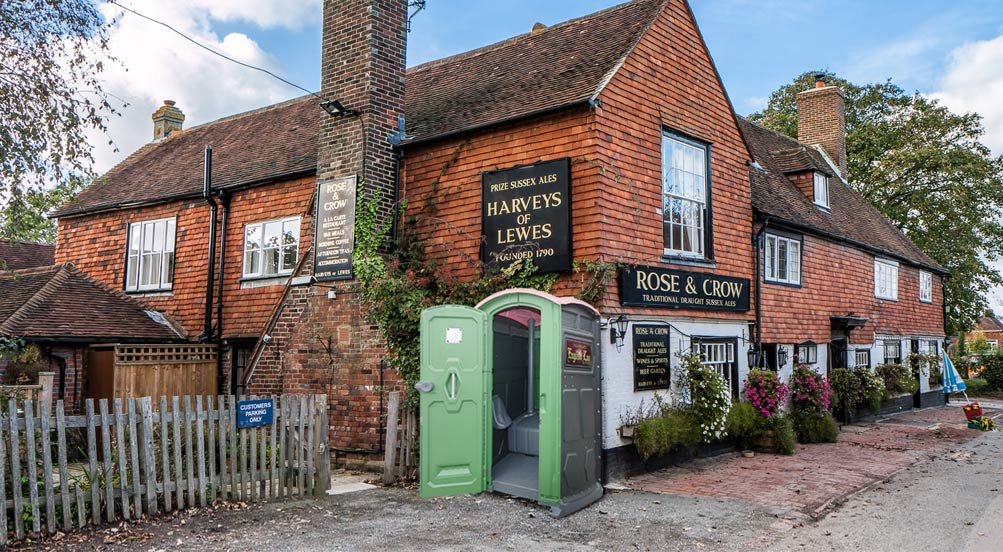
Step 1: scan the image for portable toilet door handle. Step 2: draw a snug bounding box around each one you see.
[415,381,435,393]
[445,370,459,401]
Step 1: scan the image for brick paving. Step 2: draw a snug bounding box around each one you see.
[625,405,992,515]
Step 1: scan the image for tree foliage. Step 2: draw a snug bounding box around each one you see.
[750,71,1003,334]
[0,1,116,241]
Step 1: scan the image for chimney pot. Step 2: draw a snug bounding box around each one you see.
[152,100,185,142]
[814,73,826,88]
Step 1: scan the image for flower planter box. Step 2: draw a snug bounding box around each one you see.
[618,424,637,440]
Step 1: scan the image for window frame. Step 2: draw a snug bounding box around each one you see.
[854,349,871,369]
[919,270,933,303]
[124,217,176,292]
[813,171,829,208]
[763,231,803,286]
[795,342,818,365]
[883,340,902,365]
[660,130,713,261]
[242,216,302,279]
[874,258,899,301]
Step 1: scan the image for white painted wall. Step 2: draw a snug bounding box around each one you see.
[600,317,751,450]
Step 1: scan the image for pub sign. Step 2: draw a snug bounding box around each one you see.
[620,265,750,312]
[633,325,671,391]
[313,175,357,281]
[481,158,570,273]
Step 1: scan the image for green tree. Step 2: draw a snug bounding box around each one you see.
[1,1,116,240]
[750,71,1003,334]
[1,178,86,243]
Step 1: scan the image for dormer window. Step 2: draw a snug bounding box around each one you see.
[813,171,829,208]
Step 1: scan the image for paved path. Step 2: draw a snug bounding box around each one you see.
[625,405,985,517]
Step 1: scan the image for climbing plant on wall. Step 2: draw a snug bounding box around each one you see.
[353,187,559,400]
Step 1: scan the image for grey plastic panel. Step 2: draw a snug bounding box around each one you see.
[556,304,603,516]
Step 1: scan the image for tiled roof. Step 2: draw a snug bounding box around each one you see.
[0,264,185,342]
[769,147,833,176]
[738,117,944,273]
[978,316,1003,333]
[404,0,666,143]
[0,240,55,270]
[52,96,320,217]
[54,0,667,217]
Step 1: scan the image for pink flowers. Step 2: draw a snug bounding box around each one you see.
[789,365,833,413]
[742,370,789,418]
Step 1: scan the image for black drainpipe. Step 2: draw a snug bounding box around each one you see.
[202,145,217,343]
[217,190,230,394]
[753,217,771,364]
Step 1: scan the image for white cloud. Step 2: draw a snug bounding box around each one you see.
[931,34,1003,156]
[90,1,313,173]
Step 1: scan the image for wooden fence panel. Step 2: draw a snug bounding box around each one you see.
[0,393,328,544]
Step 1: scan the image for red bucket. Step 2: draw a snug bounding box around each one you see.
[964,402,983,421]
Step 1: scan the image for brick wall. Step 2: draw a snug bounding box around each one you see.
[758,229,945,345]
[592,0,755,317]
[55,176,316,340]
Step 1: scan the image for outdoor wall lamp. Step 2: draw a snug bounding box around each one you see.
[608,314,629,350]
[747,345,761,369]
[321,99,359,118]
[777,345,790,367]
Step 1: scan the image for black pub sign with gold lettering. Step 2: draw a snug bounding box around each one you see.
[482,158,570,273]
[620,265,750,312]
[633,325,671,391]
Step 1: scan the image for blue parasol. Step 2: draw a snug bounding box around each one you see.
[942,350,968,398]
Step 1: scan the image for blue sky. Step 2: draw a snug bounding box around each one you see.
[207,0,1003,117]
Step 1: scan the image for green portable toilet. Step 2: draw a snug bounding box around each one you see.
[418,289,603,517]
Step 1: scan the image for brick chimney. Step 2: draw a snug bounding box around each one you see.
[319,0,407,225]
[152,100,185,142]
[796,75,847,178]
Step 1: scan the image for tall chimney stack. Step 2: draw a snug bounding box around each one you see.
[796,74,847,178]
[152,100,185,142]
[318,0,407,225]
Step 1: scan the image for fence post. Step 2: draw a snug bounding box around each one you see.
[139,397,158,514]
[383,392,401,485]
[316,394,331,493]
[38,371,55,411]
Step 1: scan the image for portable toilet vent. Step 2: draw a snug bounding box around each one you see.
[417,289,603,517]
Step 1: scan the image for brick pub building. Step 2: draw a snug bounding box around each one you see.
[53,0,946,479]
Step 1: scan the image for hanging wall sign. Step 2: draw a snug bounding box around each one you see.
[633,325,671,391]
[619,265,750,312]
[481,158,571,273]
[313,175,357,281]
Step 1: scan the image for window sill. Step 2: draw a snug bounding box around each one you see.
[239,275,290,289]
[919,299,933,304]
[764,279,802,288]
[125,289,173,297]
[875,296,899,302]
[660,256,716,269]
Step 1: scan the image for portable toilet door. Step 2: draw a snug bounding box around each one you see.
[418,289,603,517]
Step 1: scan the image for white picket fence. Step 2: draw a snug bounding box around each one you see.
[0,394,329,544]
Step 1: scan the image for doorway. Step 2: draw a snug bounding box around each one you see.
[490,307,542,500]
